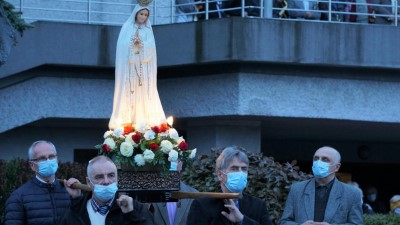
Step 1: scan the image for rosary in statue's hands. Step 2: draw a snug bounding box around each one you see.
[133,29,143,48]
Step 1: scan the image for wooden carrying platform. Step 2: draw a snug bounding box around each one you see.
[62,170,239,203]
[117,170,180,202]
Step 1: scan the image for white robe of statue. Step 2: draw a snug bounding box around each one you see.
[109,4,166,129]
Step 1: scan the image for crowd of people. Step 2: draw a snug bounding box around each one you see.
[4,140,399,225]
[174,0,400,25]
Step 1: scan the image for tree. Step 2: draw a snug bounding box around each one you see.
[0,0,32,66]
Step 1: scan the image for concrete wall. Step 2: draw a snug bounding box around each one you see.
[1,18,400,164]
[3,18,400,79]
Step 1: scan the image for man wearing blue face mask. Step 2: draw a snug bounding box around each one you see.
[5,140,81,225]
[59,155,154,225]
[363,185,389,214]
[187,146,273,225]
[279,146,364,225]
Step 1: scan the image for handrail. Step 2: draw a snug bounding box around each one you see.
[6,0,400,26]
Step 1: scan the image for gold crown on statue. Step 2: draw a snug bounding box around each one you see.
[137,0,153,7]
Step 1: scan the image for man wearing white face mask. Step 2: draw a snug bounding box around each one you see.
[59,155,154,225]
[279,146,364,225]
[187,146,273,225]
[5,140,81,225]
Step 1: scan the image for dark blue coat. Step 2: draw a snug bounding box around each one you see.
[5,178,71,225]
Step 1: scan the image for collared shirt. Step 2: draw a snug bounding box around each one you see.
[314,178,334,222]
[91,197,114,216]
[36,175,55,184]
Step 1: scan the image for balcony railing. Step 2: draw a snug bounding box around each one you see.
[6,0,400,26]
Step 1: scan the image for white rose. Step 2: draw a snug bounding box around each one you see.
[125,133,138,147]
[189,148,197,159]
[160,140,173,154]
[134,154,145,166]
[143,149,155,162]
[168,150,179,162]
[103,130,113,138]
[120,142,133,157]
[113,127,124,137]
[168,128,179,140]
[103,138,116,149]
[136,121,147,133]
[144,130,156,140]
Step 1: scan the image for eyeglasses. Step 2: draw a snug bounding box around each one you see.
[31,154,57,163]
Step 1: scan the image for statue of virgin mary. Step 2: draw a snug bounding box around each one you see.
[109,0,166,129]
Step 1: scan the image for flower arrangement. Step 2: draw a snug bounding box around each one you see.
[96,121,196,172]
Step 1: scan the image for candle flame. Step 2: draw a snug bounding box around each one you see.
[167,116,174,127]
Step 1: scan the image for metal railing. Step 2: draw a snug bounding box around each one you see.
[7,0,400,26]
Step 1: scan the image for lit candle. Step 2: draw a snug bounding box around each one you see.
[167,116,174,127]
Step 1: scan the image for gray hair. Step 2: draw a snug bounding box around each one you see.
[28,140,57,160]
[216,146,249,171]
[390,195,400,203]
[87,155,116,180]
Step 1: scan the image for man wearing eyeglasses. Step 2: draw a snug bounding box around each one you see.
[4,140,81,225]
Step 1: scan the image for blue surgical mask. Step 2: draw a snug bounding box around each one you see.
[224,171,248,193]
[312,160,332,178]
[367,194,377,202]
[36,159,58,177]
[91,181,118,202]
[394,208,400,214]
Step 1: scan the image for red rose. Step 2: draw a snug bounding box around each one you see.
[124,124,134,134]
[160,123,169,132]
[178,141,188,151]
[149,142,159,150]
[102,144,111,153]
[132,133,141,143]
[151,126,160,133]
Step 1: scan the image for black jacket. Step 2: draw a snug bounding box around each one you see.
[58,193,154,225]
[187,193,273,225]
[5,178,71,225]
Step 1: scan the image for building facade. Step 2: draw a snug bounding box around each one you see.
[1,16,400,201]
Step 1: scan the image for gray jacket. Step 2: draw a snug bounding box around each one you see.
[279,178,364,225]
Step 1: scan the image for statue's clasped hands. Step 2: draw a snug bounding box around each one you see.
[133,35,143,48]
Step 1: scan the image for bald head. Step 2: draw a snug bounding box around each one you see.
[87,156,117,183]
[314,146,341,164]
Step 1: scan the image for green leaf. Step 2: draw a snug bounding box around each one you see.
[1,0,33,36]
